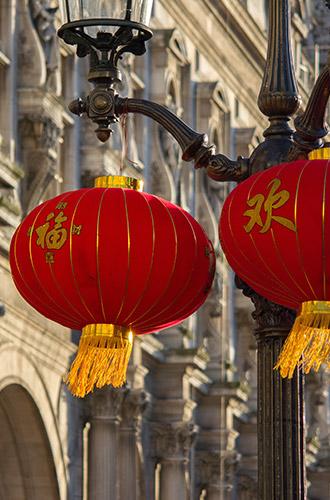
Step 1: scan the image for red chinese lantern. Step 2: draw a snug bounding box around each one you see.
[10,176,215,397]
[219,149,330,378]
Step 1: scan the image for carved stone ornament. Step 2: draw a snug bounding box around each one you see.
[121,389,150,429]
[29,0,59,87]
[19,115,62,212]
[196,452,220,489]
[150,422,198,461]
[87,386,128,422]
[19,115,61,151]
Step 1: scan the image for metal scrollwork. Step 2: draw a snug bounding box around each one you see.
[206,154,249,183]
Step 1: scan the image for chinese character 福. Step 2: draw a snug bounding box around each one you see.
[36,211,68,250]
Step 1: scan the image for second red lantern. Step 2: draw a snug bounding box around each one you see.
[219,151,330,378]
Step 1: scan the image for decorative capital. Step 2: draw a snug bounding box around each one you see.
[196,452,220,489]
[196,451,239,493]
[87,386,127,422]
[121,389,150,429]
[150,421,198,462]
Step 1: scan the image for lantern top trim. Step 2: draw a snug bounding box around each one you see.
[308,147,330,160]
[94,175,144,191]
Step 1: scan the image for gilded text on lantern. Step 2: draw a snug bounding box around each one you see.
[36,211,68,249]
[244,179,296,233]
[72,224,82,235]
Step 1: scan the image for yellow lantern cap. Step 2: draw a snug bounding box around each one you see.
[308,147,330,160]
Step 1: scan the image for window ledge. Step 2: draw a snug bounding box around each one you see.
[0,50,10,67]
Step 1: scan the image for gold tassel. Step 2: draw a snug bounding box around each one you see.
[274,301,330,378]
[66,324,134,398]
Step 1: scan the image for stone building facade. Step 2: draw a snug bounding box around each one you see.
[0,0,329,499]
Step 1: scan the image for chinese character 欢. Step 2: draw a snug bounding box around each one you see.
[36,211,68,250]
[244,178,296,234]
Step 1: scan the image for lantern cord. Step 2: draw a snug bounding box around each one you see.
[274,301,330,378]
[66,324,134,398]
[119,101,140,175]
[120,113,128,175]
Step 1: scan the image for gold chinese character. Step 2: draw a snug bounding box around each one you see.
[72,224,82,235]
[27,226,32,237]
[36,211,68,250]
[45,252,55,264]
[244,178,296,234]
[36,212,55,249]
[56,202,68,210]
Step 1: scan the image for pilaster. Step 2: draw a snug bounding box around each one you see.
[306,371,330,500]
[150,421,198,500]
[17,1,67,214]
[195,383,245,500]
[87,387,126,500]
[119,389,150,500]
[18,112,62,213]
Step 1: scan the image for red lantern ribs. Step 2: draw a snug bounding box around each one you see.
[220,149,330,378]
[10,176,215,397]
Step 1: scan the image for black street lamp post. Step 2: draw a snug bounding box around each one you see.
[58,0,330,498]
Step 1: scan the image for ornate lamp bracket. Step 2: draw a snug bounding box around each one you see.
[69,83,248,181]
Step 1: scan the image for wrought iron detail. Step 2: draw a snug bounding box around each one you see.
[249,0,301,175]
[58,19,152,86]
[235,277,295,333]
[289,65,330,160]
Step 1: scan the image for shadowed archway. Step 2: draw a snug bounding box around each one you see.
[0,384,60,500]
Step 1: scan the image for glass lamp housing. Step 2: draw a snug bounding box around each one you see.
[59,0,153,38]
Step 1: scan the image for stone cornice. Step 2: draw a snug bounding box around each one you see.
[207,0,267,66]
[158,0,267,124]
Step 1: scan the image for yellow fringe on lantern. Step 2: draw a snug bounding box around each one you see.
[66,324,134,398]
[274,301,330,378]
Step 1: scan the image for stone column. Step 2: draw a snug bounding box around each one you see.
[306,371,330,499]
[196,452,221,500]
[87,387,126,500]
[199,271,223,381]
[118,389,149,500]
[151,422,197,500]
